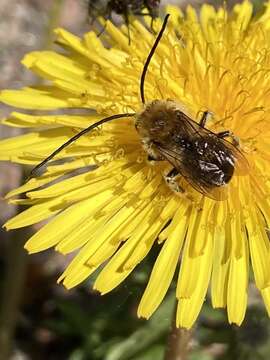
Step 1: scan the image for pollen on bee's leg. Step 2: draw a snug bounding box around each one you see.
[164,168,197,202]
[164,168,184,194]
[166,178,184,194]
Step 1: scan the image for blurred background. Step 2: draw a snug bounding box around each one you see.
[0,1,270,359]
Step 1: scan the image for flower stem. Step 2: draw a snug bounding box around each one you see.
[164,303,193,360]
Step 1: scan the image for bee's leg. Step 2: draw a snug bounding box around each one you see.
[164,168,185,193]
[166,168,179,177]
[199,110,213,128]
[123,12,131,45]
[150,15,156,34]
[217,130,240,147]
[133,12,156,33]
[147,153,163,165]
[97,14,110,37]
[147,154,156,165]
[96,2,113,37]
[147,154,156,161]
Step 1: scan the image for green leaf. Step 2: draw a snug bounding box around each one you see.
[105,293,175,360]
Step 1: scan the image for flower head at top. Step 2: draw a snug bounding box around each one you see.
[1,1,270,329]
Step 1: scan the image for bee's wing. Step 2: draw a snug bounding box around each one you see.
[177,116,249,176]
[217,139,249,176]
[156,144,229,201]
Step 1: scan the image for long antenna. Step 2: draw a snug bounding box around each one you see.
[140,14,170,104]
[29,113,135,178]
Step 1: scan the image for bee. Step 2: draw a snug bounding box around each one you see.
[135,100,248,200]
[29,14,248,201]
[88,0,160,42]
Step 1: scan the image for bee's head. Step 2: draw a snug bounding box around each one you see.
[135,99,178,140]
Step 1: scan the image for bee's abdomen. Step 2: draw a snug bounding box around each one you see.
[183,136,235,187]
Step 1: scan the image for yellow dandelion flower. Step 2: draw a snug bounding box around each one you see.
[1,1,270,329]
